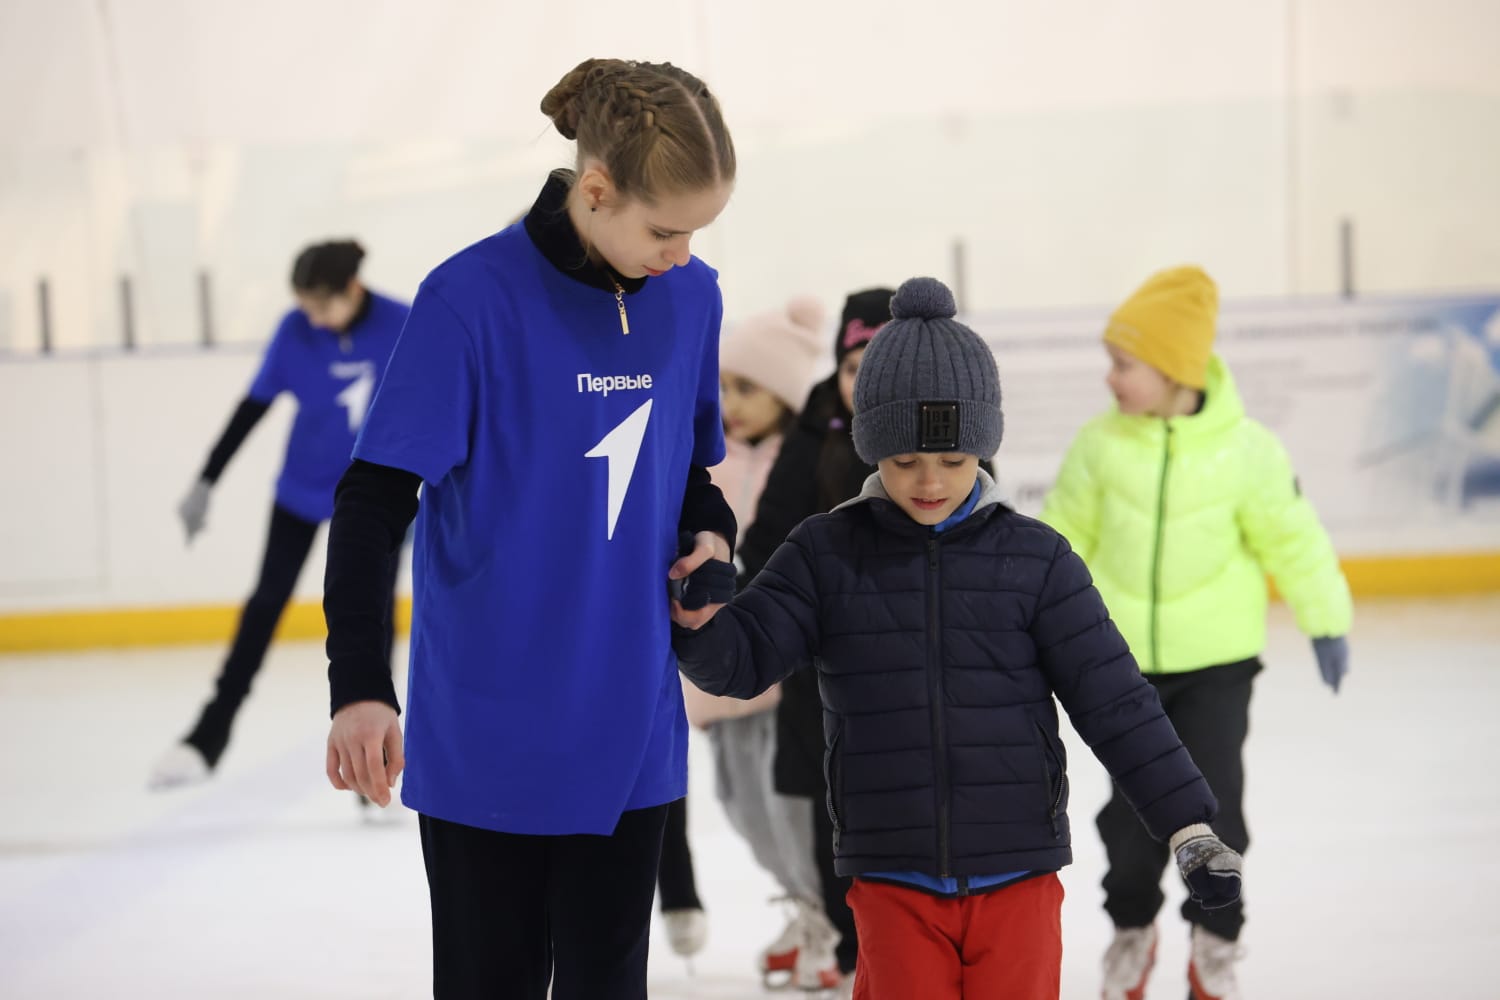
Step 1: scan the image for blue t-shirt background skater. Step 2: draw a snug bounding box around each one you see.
[246,290,408,524]
[150,240,408,793]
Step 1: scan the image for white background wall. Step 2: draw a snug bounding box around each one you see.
[0,347,306,611]
[3,0,1498,352]
[1,0,1498,613]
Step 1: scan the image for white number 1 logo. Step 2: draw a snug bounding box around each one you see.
[585,399,653,540]
[331,362,376,433]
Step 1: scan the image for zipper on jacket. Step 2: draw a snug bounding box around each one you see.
[1036,720,1064,837]
[1148,423,1173,672]
[611,280,630,335]
[926,536,952,877]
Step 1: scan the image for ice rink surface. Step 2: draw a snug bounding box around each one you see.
[2,598,1496,998]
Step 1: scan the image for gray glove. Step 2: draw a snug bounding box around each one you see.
[1313,636,1349,693]
[178,479,212,544]
[1171,824,1243,911]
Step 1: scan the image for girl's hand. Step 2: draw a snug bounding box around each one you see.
[327,701,404,807]
[670,531,731,629]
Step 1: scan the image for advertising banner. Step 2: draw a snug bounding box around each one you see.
[969,293,1500,557]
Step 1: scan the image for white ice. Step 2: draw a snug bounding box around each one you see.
[1,598,1497,998]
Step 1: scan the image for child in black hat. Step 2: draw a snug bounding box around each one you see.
[672,277,1242,999]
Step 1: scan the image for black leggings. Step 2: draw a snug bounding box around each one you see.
[185,503,397,766]
[656,795,703,911]
[421,805,668,1000]
[1098,659,1260,942]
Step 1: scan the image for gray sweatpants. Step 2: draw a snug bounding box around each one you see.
[708,710,821,903]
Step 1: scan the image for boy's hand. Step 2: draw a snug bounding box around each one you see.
[670,531,733,629]
[1312,636,1349,693]
[1170,824,1242,910]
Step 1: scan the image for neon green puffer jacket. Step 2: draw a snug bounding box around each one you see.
[1040,356,1352,673]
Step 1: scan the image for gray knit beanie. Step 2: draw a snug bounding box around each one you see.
[851,277,1003,464]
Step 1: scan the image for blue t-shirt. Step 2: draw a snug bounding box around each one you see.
[247,291,409,523]
[353,225,726,835]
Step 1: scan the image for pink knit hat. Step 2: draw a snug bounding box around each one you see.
[719,296,828,410]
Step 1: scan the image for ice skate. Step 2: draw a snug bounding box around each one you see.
[146,742,211,791]
[760,896,816,990]
[663,907,707,959]
[791,905,841,994]
[1102,924,1157,1000]
[1187,925,1243,1000]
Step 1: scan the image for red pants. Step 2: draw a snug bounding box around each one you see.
[848,873,1063,1000]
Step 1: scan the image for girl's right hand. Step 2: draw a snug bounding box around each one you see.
[327,701,404,807]
[669,531,734,629]
[671,596,727,630]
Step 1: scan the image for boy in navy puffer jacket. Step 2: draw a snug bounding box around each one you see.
[671,277,1243,1000]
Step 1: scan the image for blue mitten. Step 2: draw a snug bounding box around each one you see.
[669,532,737,610]
[1312,636,1349,693]
[1171,824,1243,911]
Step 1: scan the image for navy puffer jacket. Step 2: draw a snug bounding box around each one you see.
[674,471,1217,878]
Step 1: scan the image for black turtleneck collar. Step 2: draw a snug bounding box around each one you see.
[523,170,647,296]
[337,285,375,334]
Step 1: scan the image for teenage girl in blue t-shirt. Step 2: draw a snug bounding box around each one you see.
[321,60,738,1000]
[149,242,408,792]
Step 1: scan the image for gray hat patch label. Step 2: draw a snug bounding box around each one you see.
[918,402,960,451]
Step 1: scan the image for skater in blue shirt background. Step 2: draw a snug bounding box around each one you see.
[149,240,407,792]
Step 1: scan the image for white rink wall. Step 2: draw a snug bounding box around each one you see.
[7,289,1500,614]
[1,0,1499,353]
[3,0,1499,614]
[0,346,305,612]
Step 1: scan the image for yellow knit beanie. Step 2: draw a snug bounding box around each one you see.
[1103,266,1219,389]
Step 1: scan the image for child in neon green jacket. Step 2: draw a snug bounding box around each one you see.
[1040,266,1352,1000]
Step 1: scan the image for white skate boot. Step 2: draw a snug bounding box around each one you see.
[792,905,842,995]
[1188,925,1244,1000]
[1101,924,1157,1000]
[146,742,210,791]
[663,907,707,959]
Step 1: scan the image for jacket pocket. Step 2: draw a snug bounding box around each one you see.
[823,719,845,837]
[1033,719,1068,836]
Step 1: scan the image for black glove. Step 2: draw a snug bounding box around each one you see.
[669,531,737,610]
[1171,824,1243,910]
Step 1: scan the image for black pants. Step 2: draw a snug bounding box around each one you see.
[420,805,669,1000]
[656,795,703,911]
[1098,658,1260,942]
[185,503,397,766]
